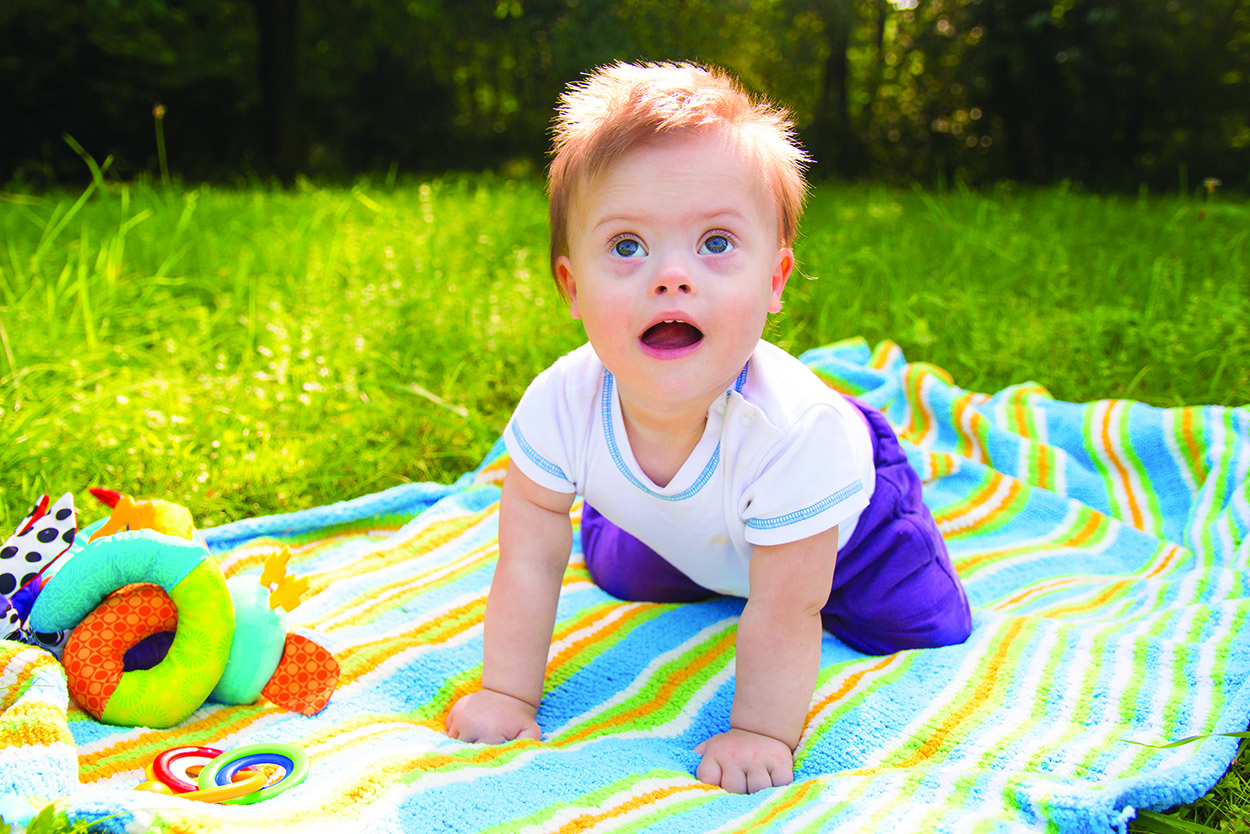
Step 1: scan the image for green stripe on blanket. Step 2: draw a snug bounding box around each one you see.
[1,338,1247,834]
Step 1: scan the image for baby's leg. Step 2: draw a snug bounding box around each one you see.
[581,504,716,603]
[822,402,971,656]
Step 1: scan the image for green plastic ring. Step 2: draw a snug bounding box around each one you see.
[197,743,309,805]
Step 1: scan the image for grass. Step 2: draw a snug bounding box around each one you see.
[1,175,1248,830]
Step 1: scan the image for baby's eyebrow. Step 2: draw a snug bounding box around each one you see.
[590,208,748,236]
[590,214,650,236]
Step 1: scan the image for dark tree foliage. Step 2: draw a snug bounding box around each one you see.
[1,0,259,183]
[1,0,1246,190]
[253,0,300,184]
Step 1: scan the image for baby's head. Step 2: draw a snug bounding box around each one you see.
[547,62,809,293]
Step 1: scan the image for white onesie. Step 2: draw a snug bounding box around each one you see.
[503,339,876,597]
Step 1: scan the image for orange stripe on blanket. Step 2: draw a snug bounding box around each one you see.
[1100,404,1145,531]
[220,526,402,579]
[0,655,45,714]
[0,705,74,750]
[937,475,1025,539]
[334,599,488,685]
[868,341,901,371]
[951,391,987,462]
[1179,408,1208,483]
[1012,393,1053,490]
[877,617,1028,771]
[899,365,935,445]
[806,655,899,722]
[748,779,821,828]
[961,509,1103,577]
[79,702,276,782]
[1042,580,1131,619]
[996,545,1163,615]
[547,604,655,672]
[552,783,716,834]
[991,577,1085,612]
[555,629,736,746]
[1146,545,1185,579]
[313,544,498,632]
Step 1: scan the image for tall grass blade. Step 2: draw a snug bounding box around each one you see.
[1128,732,1250,750]
[76,227,97,351]
[1132,810,1220,834]
[62,133,112,193]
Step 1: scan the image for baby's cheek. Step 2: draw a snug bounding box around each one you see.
[723,292,772,327]
[578,294,636,344]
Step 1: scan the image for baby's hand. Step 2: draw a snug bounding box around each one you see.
[694,728,794,794]
[445,688,541,744]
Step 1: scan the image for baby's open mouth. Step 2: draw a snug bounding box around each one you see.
[641,320,704,351]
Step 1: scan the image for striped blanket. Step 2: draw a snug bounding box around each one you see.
[2,338,1248,834]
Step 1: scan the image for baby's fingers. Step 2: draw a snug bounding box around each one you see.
[695,755,724,791]
[766,760,794,790]
[512,721,542,742]
[746,765,776,795]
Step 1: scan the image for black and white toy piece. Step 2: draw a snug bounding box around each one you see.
[1,492,76,655]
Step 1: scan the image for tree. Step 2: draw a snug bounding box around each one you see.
[253,0,300,184]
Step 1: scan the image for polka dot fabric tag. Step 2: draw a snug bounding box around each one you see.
[261,633,339,715]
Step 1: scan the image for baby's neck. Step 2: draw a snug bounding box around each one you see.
[618,398,710,488]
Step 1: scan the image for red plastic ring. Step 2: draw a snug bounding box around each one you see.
[152,746,226,793]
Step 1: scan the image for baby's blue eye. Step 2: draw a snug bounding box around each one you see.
[612,237,646,258]
[699,235,734,255]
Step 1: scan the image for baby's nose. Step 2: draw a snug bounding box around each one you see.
[652,262,694,295]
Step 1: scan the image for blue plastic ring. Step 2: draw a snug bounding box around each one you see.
[198,743,309,805]
[218,752,294,783]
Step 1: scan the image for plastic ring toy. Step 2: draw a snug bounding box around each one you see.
[151,746,226,794]
[198,743,309,805]
[182,769,266,804]
[29,523,234,728]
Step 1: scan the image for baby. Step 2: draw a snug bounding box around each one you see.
[446,61,971,794]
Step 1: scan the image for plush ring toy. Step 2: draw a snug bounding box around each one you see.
[28,518,234,728]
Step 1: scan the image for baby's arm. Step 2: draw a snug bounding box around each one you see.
[695,525,839,793]
[445,460,574,743]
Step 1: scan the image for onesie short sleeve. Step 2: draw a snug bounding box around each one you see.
[502,352,588,495]
[739,403,871,548]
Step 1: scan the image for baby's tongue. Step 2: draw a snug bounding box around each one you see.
[642,322,703,350]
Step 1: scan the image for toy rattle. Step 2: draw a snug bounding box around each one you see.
[26,492,339,728]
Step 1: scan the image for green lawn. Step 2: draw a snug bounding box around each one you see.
[1,177,1248,830]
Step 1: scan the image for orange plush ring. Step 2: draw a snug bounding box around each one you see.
[30,524,235,728]
[62,584,178,720]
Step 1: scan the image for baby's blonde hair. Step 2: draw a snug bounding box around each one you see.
[547,61,810,290]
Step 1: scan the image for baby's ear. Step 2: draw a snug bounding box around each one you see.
[556,257,581,319]
[769,248,794,314]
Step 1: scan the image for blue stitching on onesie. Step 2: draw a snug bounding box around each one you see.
[510,423,571,483]
[745,480,865,531]
[601,371,723,502]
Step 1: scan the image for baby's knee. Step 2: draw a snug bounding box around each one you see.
[586,559,645,602]
[823,586,971,655]
[919,593,973,649]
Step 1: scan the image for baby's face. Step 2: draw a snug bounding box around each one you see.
[556,128,793,412]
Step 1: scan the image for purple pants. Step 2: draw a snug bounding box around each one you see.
[581,399,972,655]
